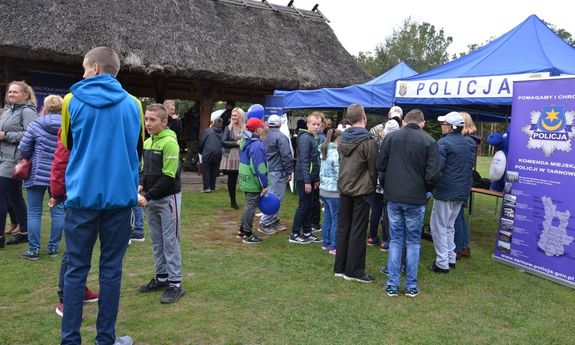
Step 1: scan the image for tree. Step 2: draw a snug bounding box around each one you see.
[355,17,453,77]
[543,20,575,47]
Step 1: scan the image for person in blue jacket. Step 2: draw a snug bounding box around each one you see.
[18,94,64,260]
[58,47,144,345]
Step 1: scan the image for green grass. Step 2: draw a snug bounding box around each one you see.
[1,156,574,344]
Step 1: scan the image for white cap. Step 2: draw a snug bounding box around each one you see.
[437,111,464,128]
[267,114,281,127]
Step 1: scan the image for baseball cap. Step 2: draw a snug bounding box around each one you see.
[437,111,464,128]
[267,115,281,127]
[246,118,265,132]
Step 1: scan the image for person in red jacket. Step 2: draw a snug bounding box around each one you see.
[49,128,100,318]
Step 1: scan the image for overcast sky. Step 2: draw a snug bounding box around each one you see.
[269,0,575,56]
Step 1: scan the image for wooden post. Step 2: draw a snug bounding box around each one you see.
[152,74,167,104]
[197,84,216,135]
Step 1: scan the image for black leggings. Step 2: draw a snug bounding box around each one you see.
[226,171,238,204]
[0,177,27,237]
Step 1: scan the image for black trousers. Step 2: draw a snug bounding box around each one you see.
[202,161,220,191]
[334,194,370,277]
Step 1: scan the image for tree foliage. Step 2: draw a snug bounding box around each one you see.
[355,17,453,77]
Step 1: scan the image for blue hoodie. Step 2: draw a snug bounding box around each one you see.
[239,130,268,192]
[61,74,144,209]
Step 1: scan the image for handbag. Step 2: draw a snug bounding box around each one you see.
[11,158,31,180]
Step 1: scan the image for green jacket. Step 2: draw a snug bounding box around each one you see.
[140,129,181,200]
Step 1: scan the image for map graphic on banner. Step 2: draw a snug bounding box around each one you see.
[493,77,575,288]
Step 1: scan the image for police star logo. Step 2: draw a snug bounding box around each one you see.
[521,105,575,157]
[398,82,407,96]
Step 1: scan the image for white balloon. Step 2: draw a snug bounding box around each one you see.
[489,150,507,181]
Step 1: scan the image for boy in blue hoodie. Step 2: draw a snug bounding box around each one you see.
[237,118,268,244]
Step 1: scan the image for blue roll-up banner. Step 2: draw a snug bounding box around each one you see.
[492,77,575,288]
[264,95,284,122]
[32,72,76,112]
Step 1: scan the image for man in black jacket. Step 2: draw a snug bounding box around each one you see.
[377,109,440,298]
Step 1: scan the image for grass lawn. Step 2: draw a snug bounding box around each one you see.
[1,156,574,344]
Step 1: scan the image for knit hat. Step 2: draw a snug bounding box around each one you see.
[384,118,401,136]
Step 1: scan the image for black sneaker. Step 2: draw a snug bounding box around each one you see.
[21,249,39,261]
[343,273,374,283]
[46,248,58,257]
[289,234,313,244]
[242,234,263,244]
[160,285,185,304]
[130,232,145,242]
[138,278,169,292]
[404,287,421,298]
[385,285,399,297]
[311,225,322,233]
[428,262,449,274]
[7,233,28,245]
[449,262,456,269]
[303,234,322,243]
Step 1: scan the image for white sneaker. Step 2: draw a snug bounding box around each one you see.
[114,335,133,345]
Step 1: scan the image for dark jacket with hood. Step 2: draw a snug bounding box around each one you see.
[199,124,224,163]
[433,131,475,201]
[377,123,440,205]
[18,113,61,187]
[338,126,377,196]
[294,129,319,183]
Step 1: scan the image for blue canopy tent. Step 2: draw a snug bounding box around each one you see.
[394,14,575,121]
[274,62,417,111]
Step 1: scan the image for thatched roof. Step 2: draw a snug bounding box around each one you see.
[0,0,369,91]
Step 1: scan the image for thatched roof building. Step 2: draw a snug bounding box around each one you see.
[0,0,368,128]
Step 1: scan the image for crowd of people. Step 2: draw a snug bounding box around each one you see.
[0,45,481,344]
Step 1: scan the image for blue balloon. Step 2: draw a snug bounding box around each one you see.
[259,192,281,215]
[247,104,265,119]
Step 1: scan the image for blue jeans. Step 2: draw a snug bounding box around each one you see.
[61,207,131,345]
[291,181,314,236]
[261,171,287,226]
[386,201,426,289]
[454,205,469,252]
[131,206,144,236]
[321,196,338,250]
[26,186,65,251]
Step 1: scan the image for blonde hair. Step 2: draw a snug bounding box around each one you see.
[230,107,246,137]
[5,80,37,106]
[307,111,324,123]
[43,95,63,114]
[461,112,477,135]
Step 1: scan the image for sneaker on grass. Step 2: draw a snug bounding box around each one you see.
[289,234,313,244]
[130,232,145,243]
[114,335,134,345]
[138,278,169,293]
[21,249,39,261]
[367,236,380,246]
[385,285,400,297]
[303,234,322,243]
[84,286,99,303]
[258,224,277,235]
[47,248,58,257]
[242,234,263,244]
[379,241,389,252]
[270,222,287,232]
[404,287,420,298]
[55,302,64,317]
[160,285,185,304]
[343,273,374,283]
